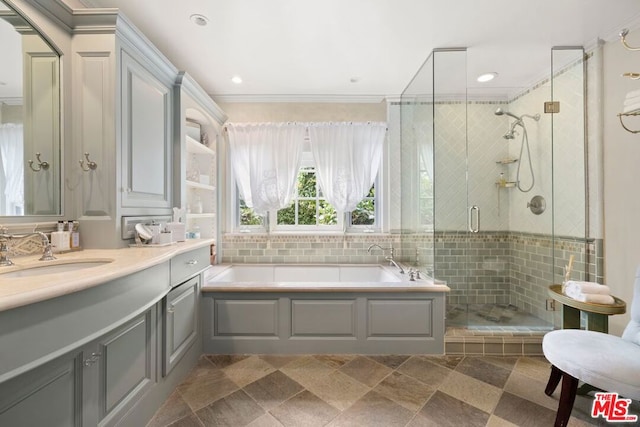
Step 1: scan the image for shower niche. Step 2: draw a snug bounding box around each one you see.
[399,47,590,332]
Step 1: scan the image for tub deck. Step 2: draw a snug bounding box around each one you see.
[203,264,449,293]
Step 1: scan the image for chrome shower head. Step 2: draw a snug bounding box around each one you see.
[494,107,520,121]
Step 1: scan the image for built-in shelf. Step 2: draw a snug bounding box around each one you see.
[186,180,216,191]
[496,181,517,188]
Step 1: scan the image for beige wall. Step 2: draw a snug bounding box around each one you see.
[217,102,386,122]
[603,28,640,335]
[0,104,23,124]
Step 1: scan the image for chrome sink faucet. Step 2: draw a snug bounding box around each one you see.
[0,227,56,266]
[367,243,405,274]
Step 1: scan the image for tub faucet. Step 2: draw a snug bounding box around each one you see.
[367,243,405,274]
[0,228,56,266]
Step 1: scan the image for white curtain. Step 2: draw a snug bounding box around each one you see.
[309,122,386,212]
[0,123,24,213]
[227,122,306,215]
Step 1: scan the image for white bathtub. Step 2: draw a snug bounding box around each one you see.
[203,263,448,292]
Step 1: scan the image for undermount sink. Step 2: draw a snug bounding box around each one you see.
[0,259,114,278]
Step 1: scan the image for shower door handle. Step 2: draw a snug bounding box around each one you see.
[468,205,480,233]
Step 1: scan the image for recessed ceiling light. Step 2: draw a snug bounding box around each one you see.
[477,72,498,83]
[231,75,243,84]
[190,14,209,26]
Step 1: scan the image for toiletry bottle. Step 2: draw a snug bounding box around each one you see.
[51,221,70,252]
[499,173,506,187]
[70,221,80,249]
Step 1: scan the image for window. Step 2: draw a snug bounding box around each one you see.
[236,156,380,233]
[230,121,386,234]
[275,166,340,229]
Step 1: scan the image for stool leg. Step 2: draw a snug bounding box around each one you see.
[555,372,579,427]
[545,365,562,396]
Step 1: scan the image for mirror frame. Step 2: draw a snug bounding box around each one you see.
[0,0,65,223]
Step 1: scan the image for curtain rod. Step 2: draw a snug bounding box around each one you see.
[223,122,388,131]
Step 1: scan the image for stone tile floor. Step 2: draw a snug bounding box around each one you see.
[148,354,639,427]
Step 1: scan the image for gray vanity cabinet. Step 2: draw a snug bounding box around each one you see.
[0,349,84,427]
[0,305,156,427]
[88,306,157,427]
[163,246,208,375]
[120,50,173,210]
[163,275,199,376]
[71,13,178,249]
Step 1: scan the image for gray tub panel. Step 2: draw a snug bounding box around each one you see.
[291,300,356,337]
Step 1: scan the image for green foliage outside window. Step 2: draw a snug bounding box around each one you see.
[239,168,376,229]
[239,198,263,226]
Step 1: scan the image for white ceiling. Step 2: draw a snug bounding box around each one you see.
[22,1,640,102]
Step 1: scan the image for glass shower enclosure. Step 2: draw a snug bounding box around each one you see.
[400,47,588,331]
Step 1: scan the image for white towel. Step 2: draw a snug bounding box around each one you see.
[623,102,640,113]
[564,280,611,299]
[573,293,615,305]
[624,96,640,106]
[625,89,640,99]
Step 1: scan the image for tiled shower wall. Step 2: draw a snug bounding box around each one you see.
[428,231,601,322]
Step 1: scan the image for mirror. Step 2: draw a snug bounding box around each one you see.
[0,0,61,216]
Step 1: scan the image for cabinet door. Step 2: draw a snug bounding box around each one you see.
[163,275,200,376]
[95,307,156,427]
[0,350,83,427]
[120,50,172,209]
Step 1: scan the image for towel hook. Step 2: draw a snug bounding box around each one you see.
[620,29,640,51]
[79,152,98,171]
[28,152,50,172]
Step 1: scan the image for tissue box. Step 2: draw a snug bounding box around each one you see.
[165,222,186,242]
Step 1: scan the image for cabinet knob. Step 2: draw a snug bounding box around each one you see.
[167,305,175,313]
[186,259,198,266]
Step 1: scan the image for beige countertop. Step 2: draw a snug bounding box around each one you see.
[0,239,214,312]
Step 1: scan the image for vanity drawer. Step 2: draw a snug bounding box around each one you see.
[170,247,210,286]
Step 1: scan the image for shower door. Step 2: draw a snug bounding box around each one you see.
[399,48,473,327]
[430,49,476,328]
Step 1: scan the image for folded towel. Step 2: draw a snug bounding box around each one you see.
[625,89,640,99]
[623,102,640,113]
[573,293,615,305]
[564,280,611,299]
[624,96,640,105]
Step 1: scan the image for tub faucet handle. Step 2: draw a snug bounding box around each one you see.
[408,268,416,281]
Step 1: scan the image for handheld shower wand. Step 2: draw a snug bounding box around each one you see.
[494,107,540,192]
